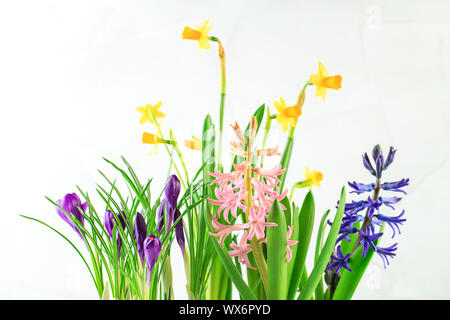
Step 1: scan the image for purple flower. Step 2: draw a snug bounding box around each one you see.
[165,174,181,210]
[157,175,181,234]
[156,199,165,233]
[134,212,147,264]
[348,181,375,195]
[381,179,410,194]
[364,196,381,219]
[326,246,352,273]
[359,229,383,257]
[373,210,406,238]
[104,210,127,258]
[379,196,402,210]
[376,243,398,268]
[383,146,396,171]
[144,235,162,284]
[362,153,376,177]
[173,208,185,256]
[336,226,359,243]
[56,193,88,239]
[343,200,367,215]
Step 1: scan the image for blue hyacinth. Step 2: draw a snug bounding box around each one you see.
[328,145,409,277]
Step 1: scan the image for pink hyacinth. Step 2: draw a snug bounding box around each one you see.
[244,206,277,240]
[229,231,255,270]
[210,216,246,247]
[252,164,286,184]
[208,183,247,223]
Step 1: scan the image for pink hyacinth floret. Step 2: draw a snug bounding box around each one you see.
[229,231,255,270]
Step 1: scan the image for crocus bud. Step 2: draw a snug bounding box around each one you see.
[104,210,127,259]
[144,235,162,284]
[134,212,147,264]
[156,199,165,233]
[56,193,88,239]
[173,209,185,256]
[165,174,181,210]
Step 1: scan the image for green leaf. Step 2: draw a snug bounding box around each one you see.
[332,225,383,300]
[279,136,294,191]
[287,191,315,299]
[298,186,346,300]
[204,207,257,300]
[313,209,330,300]
[267,200,288,300]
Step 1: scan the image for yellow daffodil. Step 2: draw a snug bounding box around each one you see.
[182,19,212,51]
[184,137,202,151]
[304,166,324,189]
[309,61,342,101]
[142,132,173,155]
[136,102,165,125]
[274,97,303,132]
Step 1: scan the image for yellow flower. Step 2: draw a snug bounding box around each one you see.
[273,97,303,132]
[304,166,324,189]
[142,131,172,155]
[182,19,212,50]
[184,137,202,151]
[136,102,165,125]
[309,61,342,101]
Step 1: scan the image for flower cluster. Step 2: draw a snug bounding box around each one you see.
[208,118,297,268]
[327,145,409,274]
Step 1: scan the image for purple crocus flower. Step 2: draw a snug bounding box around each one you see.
[173,208,185,256]
[381,178,410,194]
[376,243,398,268]
[143,234,162,284]
[164,174,181,229]
[359,230,383,257]
[56,193,88,239]
[156,199,165,233]
[134,212,147,264]
[104,210,127,258]
[348,181,375,195]
[326,246,352,273]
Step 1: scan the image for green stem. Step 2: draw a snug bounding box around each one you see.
[209,36,226,172]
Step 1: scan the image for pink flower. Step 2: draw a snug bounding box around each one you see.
[209,168,239,186]
[208,184,246,223]
[229,231,255,269]
[244,206,277,240]
[252,164,286,184]
[287,225,299,263]
[209,216,246,247]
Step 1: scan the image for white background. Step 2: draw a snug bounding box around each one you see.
[1,0,449,299]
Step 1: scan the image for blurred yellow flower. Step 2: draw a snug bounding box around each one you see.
[304,166,324,189]
[309,61,342,101]
[136,102,165,125]
[182,19,212,51]
[184,137,202,151]
[274,97,302,132]
[142,132,172,155]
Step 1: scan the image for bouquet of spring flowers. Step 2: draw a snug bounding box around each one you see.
[22,19,409,300]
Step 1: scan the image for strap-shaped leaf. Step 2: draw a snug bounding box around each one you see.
[298,186,346,300]
[287,191,315,299]
[204,207,257,300]
[267,200,288,299]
